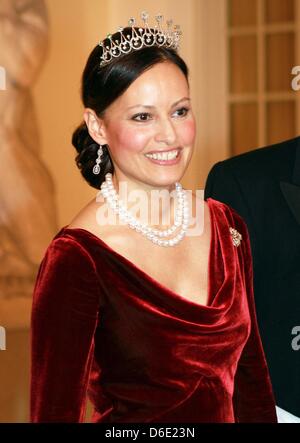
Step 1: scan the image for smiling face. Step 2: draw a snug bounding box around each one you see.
[84,61,196,193]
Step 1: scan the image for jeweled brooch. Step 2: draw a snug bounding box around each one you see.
[229,227,242,247]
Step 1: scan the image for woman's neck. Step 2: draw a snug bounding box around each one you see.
[110,173,179,228]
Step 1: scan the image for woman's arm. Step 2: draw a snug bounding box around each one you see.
[30,236,102,423]
[232,219,278,423]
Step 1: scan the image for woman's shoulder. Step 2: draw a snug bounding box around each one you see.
[41,230,96,271]
[42,196,101,265]
[206,197,250,244]
[67,196,99,230]
[51,196,123,256]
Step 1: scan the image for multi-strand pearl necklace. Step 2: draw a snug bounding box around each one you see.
[100,173,190,247]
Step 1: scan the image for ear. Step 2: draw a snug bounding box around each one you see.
[83,108,109,146]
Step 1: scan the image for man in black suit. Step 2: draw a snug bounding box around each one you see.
[205,136,300,422]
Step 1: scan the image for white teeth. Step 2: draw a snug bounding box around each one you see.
[145,149,179,161]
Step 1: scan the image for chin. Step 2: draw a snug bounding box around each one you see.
[148,173,185,189]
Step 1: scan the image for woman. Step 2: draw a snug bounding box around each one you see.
[30,12,277,423]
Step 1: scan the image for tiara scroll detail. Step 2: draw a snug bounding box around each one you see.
[99,11,182,67]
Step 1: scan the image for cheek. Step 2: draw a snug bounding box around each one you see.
[180,119,196,145]
[111,125,150,155]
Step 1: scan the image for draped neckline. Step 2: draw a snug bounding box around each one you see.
[60,198,220,310]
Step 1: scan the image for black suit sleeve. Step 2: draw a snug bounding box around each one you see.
[205,161,245,211]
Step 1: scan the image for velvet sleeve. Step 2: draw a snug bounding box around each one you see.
[232,219,277,422]
[30,236,102,423]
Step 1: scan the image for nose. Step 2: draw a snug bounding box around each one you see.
[154,116,177,146]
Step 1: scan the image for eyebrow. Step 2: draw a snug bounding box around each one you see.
[127,97,191,111]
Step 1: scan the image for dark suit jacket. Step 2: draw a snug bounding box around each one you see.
[205,136,300,417]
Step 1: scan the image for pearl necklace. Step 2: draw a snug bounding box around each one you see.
[100,173,190,247]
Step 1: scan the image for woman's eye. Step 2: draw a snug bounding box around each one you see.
[131,107,190,122]
[132,113,151,122]
[174,107,189,117]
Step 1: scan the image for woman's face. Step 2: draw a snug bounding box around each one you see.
[87,61,196,191]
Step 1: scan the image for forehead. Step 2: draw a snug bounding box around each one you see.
[119,62,189,104]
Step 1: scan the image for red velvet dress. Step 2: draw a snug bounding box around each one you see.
[30,198,277,423]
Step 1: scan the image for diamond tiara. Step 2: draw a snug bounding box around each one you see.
[99,11,182,68]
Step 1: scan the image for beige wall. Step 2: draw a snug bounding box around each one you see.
[32,0,108,227]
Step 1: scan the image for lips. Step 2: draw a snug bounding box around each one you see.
[145,147,182,154]
[144,148,182,165]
